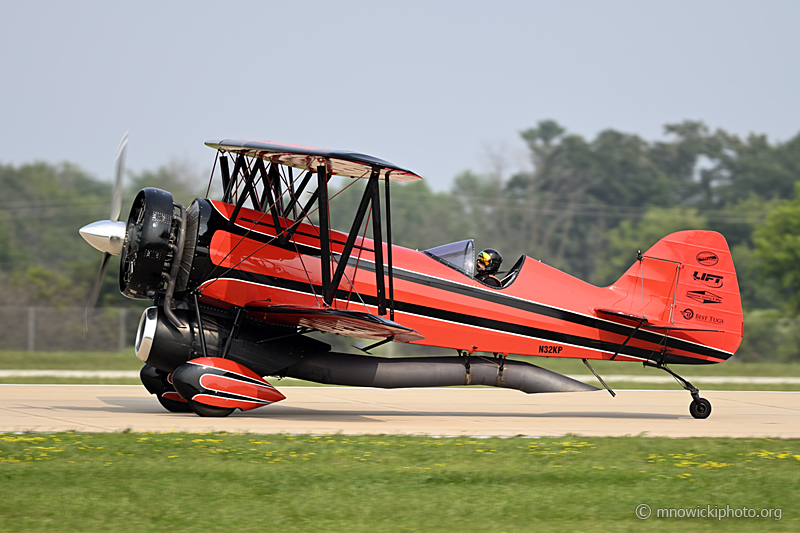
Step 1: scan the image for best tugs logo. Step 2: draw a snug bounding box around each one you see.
[681,308,724,325]
[696,251,719,266]
[695,313,724,325]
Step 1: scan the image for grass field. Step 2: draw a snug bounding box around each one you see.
[0,351,141,370]
[1,351,799,390]
[0,432,796,532]
[1,354,798,531]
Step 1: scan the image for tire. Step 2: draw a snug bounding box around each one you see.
[157,395,193,413]
[689,397,712,419]
[188,399,235,418]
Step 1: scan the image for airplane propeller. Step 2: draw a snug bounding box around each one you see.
[81,133,129,331]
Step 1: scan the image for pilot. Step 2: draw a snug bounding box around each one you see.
[475,248,503,287]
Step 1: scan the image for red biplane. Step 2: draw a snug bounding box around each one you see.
[80,136,743,419]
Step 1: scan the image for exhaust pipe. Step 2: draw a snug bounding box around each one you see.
[283,353,598,394]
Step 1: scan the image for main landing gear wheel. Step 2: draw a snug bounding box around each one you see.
[188,399,236,418]
[157,395,193,413]
[140,364,193,413]
[689,397,712,419]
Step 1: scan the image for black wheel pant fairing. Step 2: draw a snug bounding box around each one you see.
[282,353,599,394]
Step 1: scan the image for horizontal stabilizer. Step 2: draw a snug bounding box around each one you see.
[595,308,723,333]
[595,308,649,325]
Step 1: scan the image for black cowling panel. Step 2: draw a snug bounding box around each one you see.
[120,188,175,299]
[135,306,331,375]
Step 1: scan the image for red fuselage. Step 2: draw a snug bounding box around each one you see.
[194,201,739,366]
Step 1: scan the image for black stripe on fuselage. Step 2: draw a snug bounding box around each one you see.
[204,269,727,365]
[207,206,730,363]
[350,258,731,362]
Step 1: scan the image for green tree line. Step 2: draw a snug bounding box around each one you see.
[0,159,207,309]
[2,121,800,360]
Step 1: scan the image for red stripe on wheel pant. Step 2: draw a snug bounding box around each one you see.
[191,393,265,411]
[199,374,286,404]
[162,391,187,403]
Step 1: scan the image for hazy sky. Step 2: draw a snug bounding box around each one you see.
[1,1,798,191]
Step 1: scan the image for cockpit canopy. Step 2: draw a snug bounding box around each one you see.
[423,240,475,277]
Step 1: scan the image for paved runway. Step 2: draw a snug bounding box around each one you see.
[3,370,800,384]
[1,385,799,438]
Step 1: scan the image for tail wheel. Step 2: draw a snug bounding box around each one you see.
[689,397,712,419]
[188,399,235,418]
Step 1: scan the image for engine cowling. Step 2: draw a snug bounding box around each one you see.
[119,187,176,299]
[134,306,228,373]
[134,305,331,374]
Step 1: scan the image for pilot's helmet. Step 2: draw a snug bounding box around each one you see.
[477,248,502,274]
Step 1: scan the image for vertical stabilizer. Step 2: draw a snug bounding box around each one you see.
[611,231,743,358]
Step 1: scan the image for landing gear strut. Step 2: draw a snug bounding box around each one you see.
[644,361,711,419]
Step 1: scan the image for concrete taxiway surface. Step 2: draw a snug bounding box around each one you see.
[3,370,800,385]
[1,385,798,438]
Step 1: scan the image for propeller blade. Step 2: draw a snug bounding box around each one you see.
[84,252,112,333]
[110,132,128,222]
[85,132,129,334]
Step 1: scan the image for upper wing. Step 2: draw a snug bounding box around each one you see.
[246,304,425,343]
[205,139,422,182]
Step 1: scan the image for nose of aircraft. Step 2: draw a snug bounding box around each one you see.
[79,219,126,255]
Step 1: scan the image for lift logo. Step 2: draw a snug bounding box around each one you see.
[686,290,723,304]
[692,271,724,288]
[696,251,719,266]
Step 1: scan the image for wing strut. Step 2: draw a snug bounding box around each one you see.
[219,155,231,203]
[228,158,263,227]
[268,161,284,214]
[369,168,386,315]
[223,154,247,204]
[234,158,284,243]
[281,170,330,243]
[324,169,387,314]
[385,171,395,321]
[318,165,332,304]
[222,156,396,317]
[283,170,312,218]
